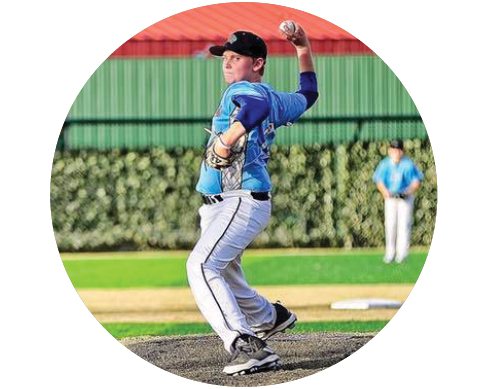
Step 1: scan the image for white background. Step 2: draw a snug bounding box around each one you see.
[1,0,487,388]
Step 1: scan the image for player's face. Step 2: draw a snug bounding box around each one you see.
[221,51,259,84]
[388,147,404,164]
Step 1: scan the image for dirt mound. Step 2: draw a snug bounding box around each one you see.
[122,332,375,386]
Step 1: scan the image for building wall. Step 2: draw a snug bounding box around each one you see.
[62,55,426,149]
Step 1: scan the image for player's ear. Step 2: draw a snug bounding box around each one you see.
[252,58,265,74]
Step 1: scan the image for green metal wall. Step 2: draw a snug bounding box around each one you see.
[63,56,426,149]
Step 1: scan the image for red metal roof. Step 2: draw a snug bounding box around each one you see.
[112,3,372,57]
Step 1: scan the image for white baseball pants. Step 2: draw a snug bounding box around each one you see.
[186,191,276,353]
[384,196,414,262]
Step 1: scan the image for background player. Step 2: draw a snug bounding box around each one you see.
[373,139,424,263]
[186,22,318,375]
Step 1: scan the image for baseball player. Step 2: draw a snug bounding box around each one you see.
[186,23,318,376]
[373,139,424,263]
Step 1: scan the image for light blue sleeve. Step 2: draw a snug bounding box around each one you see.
[273,91,307,126]
[373,159,387,184]
[406,160,424,183]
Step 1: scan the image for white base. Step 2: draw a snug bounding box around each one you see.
[330,298,402,310]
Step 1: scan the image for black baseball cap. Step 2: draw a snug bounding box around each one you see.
[209,31,267,59]
[389,139,404,150]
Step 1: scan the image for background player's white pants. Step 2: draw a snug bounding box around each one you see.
[186,192,276,353]
[384,196,415,262]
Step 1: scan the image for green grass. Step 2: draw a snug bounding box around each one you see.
[63,250,427,288]
[103,321,389,339]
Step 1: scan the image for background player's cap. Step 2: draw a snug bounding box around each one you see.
[209,31,267,59]
[389,139,404,150]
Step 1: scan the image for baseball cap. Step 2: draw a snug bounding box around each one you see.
[209,31,267,59]
[389,139,404,150]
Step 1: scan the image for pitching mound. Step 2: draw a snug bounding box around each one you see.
[122,332,375,386]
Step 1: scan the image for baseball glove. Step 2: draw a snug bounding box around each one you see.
[204,135,238,170]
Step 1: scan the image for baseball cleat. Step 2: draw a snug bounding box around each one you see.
[395,256,407,264]
[230,360,282,376]
[256,302,297,340]
[223,335,281,376]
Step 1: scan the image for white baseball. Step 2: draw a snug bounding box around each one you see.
[279,20,296,36]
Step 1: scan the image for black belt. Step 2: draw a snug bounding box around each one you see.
[202,192,270,205]
[392,193,409,199]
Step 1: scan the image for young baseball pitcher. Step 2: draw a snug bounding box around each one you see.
[186,21,318,375]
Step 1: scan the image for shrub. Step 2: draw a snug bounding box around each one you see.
[50,141,436,251]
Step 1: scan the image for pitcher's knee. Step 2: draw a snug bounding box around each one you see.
[186,251,205,279]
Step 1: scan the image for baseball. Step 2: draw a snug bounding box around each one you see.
[279,20,296,36]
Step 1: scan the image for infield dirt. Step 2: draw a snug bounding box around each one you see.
[80,284,412,323]
[122,332,373,386]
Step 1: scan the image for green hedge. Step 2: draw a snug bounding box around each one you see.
[50,139,436,251]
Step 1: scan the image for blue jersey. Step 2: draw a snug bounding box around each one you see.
[196,81,308,195]
[373,156,424,195]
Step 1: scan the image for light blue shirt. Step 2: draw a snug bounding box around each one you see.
[373,156,424,195]
[196,81,307,195]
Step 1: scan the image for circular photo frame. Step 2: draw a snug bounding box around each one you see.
[51,2,437,386]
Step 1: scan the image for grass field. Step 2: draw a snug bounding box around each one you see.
[62,249,427,288]
[103,321,390,339]
[62,248,428,339]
